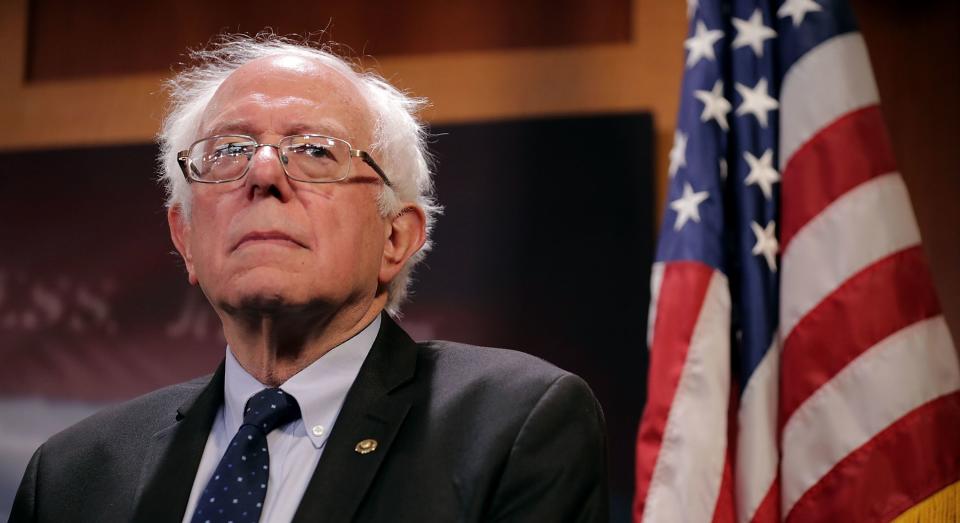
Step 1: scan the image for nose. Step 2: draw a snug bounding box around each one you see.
[243,144,294,202]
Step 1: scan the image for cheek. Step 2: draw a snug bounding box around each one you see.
[187,196,233,270]
[308,195,385,273]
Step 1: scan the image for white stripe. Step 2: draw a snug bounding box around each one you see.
[779,33,879,170]
[735,338,780,523]
[780,174,920,340]
[781,316,960,515]
[643,271,731,523]
[647,262,665,350]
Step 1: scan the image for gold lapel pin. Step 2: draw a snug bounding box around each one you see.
[355,438,378,454]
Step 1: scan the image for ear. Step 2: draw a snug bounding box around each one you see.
[379,205,427,286]
[168,205,199,286]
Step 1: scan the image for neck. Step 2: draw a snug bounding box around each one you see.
[218,294,386,387]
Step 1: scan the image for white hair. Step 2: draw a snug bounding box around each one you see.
[157,34,439,314]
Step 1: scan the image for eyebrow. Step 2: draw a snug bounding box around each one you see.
[206,121,253,136]
[205,121,351,141]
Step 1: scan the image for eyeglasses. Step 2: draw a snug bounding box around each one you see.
[177,134,392,187]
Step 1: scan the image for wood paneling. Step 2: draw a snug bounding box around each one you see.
[851,0,960,339]
[26,0,630,82]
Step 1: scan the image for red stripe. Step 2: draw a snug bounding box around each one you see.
[634,262,716,521]
[781,105,898,253]
[779,247,941,430]
[748,479,780,523]
[711,387,740,523]
[711,454,736,523]
[785,391,960,523]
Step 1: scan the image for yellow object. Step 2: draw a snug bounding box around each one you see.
[354,438,378,455]
[892,480,959,523]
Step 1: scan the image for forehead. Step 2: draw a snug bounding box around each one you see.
[199,55,374,145]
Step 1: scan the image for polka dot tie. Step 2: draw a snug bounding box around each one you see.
[190,388,301,523]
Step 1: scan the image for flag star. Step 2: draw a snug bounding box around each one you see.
[684,21,724,68]
[735,78,779,128]
[669,182,710,231]
[750,220,779,271]
[778,0,822,27]
[743,149,780,199]
[668,131,688,178]
[693,80,732,130]
[686,0,699,19]
[732,9,777,57]
[719,158,728,181]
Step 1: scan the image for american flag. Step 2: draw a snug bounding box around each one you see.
[633,0,960,521]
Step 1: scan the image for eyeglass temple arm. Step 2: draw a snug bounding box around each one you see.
[177,151,192,181]
[352,150,393,188]
[177,151,205,182]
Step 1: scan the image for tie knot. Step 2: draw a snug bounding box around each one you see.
[243,388,301,433]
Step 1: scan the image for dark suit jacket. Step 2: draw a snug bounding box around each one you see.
[10,314,608,522]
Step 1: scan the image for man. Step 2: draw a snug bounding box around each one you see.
[10,35,607,522]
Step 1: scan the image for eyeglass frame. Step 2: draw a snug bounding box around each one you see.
[176,133,393,188]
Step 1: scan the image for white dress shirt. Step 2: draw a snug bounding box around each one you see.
[181,316,380,523]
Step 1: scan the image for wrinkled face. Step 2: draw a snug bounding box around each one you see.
[170,56,389,315]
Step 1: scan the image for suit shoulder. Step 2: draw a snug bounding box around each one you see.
[45,374,211,450]
[421,340,566,378]
[416,340,593,403]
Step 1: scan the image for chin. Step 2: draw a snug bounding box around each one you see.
[235,295,299,314]
[207,269,360,317]
[219,289,317,316]
[217,278,310,313]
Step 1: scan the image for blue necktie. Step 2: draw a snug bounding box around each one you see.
[190,388,301,523]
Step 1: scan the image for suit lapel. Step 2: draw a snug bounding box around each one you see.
[292,313,419,523]
[131,362,225,523]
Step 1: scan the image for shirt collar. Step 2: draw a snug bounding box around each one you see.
[223,314,381,449]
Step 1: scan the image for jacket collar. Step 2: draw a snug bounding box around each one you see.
[291,312,418,522]
[131,361,225,523]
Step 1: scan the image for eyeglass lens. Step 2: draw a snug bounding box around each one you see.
[188,135,351,182]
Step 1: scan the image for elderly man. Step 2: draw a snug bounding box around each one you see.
[10,36,607,522]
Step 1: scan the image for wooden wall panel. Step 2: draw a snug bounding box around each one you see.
[852,0,960,339]
[0,1,684,167]
[26,0,630,82]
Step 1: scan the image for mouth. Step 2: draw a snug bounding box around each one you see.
[233,231,307,251]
